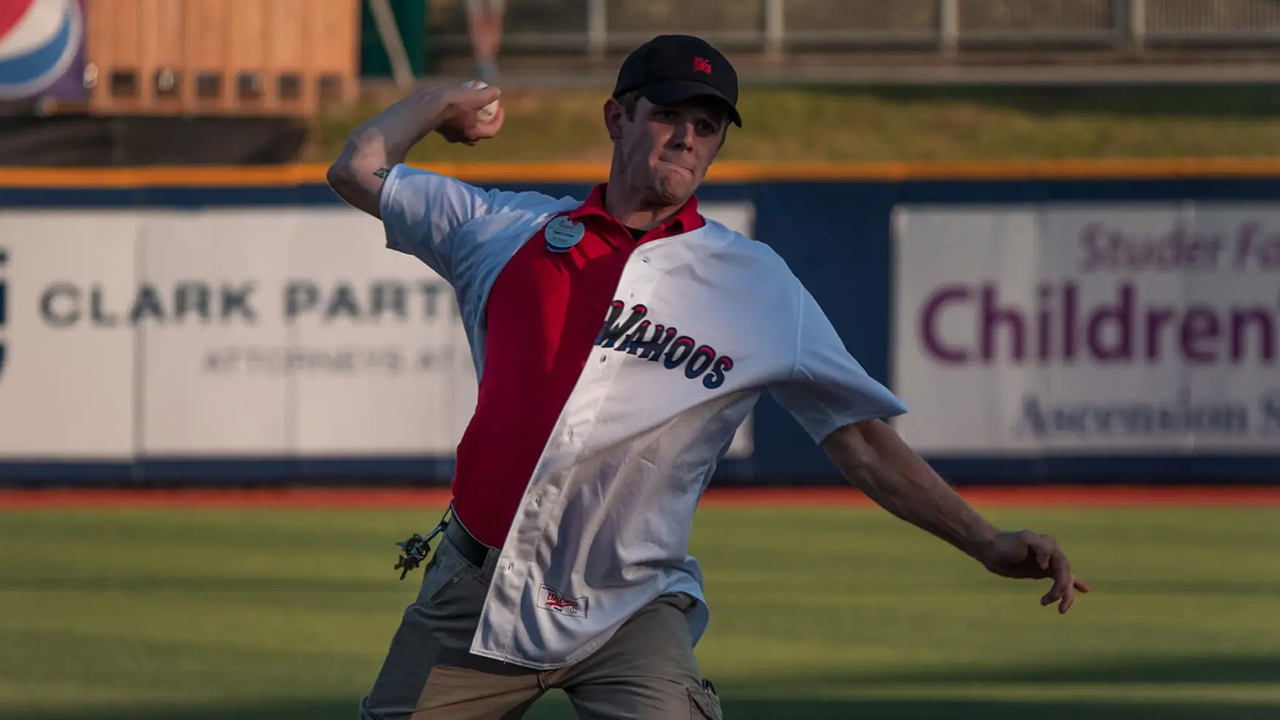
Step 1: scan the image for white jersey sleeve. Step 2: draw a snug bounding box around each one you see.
[377,163,554,285]
[769,279,908,444]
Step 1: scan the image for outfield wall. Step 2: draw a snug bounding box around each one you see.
[2,161,1278,486]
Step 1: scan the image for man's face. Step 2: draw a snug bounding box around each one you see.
[607,95,728,207]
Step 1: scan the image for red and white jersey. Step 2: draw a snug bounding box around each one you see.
[379,164,907,669]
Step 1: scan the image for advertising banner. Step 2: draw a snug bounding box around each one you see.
[0,210,137,459]
[133,207,477,457]
[0,0,87,104]
[892,203,1280,456]
[0,201,756,462]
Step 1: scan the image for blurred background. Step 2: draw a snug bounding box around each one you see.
[2,1,1279,719]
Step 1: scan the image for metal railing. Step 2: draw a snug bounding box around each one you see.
[424,0,1280,55]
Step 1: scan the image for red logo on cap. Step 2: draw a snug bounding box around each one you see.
[694,58,712,74]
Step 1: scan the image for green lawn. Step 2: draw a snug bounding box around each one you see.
[307,85,1280,164]
[2,502,1278,719]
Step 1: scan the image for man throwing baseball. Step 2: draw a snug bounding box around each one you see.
[327,34,1089,720]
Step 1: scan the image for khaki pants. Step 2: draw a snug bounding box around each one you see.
[358,518,724,720]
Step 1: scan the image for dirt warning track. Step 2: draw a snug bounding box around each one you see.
[1,486,1278,509]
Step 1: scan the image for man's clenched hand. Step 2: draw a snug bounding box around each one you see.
[435,84,505,146]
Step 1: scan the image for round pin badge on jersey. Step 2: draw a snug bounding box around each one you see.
[545,216,585,253]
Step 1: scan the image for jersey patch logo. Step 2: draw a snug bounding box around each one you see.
[537,584,588,618]
[544,216,584,253]
[595,301,735,389]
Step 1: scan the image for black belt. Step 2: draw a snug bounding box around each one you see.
[444,510,492,569]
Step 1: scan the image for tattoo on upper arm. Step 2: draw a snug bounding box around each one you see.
[373,167,389,179]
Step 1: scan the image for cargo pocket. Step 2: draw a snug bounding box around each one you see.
[689,679,724,720]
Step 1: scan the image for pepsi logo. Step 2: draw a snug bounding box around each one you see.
[0,0,83,100]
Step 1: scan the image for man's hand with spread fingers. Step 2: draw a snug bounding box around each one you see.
[974,530,1091,613]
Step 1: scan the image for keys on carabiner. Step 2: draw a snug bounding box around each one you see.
[392,503,456,580]
[393,521,446,580]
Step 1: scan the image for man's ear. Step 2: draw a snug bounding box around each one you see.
[603,98,626,141]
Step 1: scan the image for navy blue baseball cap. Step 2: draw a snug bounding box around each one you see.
[612,34,742,127]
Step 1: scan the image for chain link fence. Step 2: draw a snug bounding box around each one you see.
[424,0,1280,53]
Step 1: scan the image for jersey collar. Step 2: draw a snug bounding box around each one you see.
[569,183,703,240]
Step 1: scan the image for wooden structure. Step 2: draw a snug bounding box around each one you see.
[84,0,360,117]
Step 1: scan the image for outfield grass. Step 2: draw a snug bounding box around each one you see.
[306,85,1280,164]
[2,502,1279,719]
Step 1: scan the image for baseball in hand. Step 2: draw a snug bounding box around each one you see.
[461,80,500,122]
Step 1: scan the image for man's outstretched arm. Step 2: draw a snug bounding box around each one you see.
[326,84,504,219]
[821,419,1090,613]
